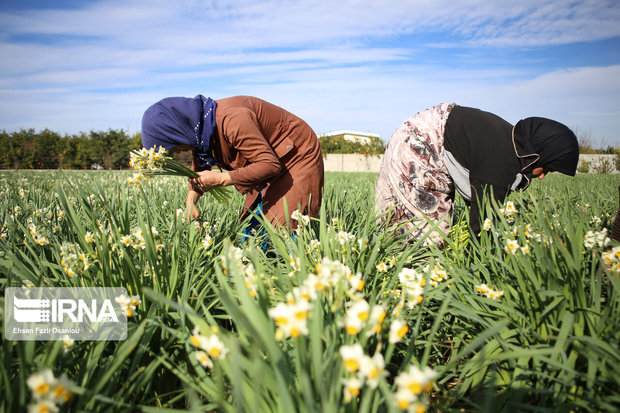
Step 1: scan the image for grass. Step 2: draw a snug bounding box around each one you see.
[0,170,619,412]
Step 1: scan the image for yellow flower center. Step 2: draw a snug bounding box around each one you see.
[53,385,66,398]
[35,383,50,395]
[343,359,359,372]
[208,347,221,357]
[190,335,201,347]
[348,386,360,396]
[408,382,423,394]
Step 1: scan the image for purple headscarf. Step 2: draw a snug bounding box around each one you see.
[513,117,579,179]
[141,95,218,168]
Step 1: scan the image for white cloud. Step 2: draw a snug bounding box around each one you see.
[0,0,619,144]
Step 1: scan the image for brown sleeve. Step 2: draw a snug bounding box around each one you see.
[222,109,282,194]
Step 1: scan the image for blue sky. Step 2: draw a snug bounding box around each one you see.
[1,0,619,145]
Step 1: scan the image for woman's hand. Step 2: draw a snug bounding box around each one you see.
[186,189,202,221]
[189,170,233,193]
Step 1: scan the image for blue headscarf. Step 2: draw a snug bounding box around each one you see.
[141,95,218,168]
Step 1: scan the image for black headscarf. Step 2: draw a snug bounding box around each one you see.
[512,117,580,180]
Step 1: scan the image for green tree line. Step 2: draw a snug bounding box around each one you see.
[0,129,142,170]
[1,128,389,170]
[318,134,386,156]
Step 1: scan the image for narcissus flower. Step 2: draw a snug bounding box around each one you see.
[482,218,492,231]
[193,351,214,368]
[389,319,409,344]
[344,299,370,335]
[395,364,437,396]
[476,284,504,299]
[342,377,363,402]
[360,352,386,388]
[203,334,229,359]
[115,294,141,317]
[339,344,365,372]
[27,369,55,400]
[504,239,519,254]
[268,302,309,338]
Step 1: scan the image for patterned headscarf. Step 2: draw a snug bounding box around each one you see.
[513,117,579,179]
[141,95,218,168]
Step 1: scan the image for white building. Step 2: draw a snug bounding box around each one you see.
[320,130,381,145]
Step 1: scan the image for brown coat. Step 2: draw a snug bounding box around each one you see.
[210,96,324,227]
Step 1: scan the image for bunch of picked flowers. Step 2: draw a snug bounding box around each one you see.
[128,146,231,203]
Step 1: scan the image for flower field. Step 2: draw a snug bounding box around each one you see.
[1,170,619,412]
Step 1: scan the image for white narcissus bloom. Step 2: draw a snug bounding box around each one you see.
[203,334,229,359]
[51,374,74,404]
[119,235,132,247]
[62,335,75,352]
[395,364,437,396]
[482,218,492,231]
[300,214,311,226]
[505,201,517,215]
[336,231,355,245]
[304,273,328,294]
[504,239,519,254]
[476,284,504,299]
[339,344,365,373]
[426,264,448,287]
[602,246,620,271]
[367,304,387,335]
[360,352,385,388]
[403,283,424,309]
[345,299,370,335]
[193,351,214,369]
[287,285,314,304]
[27,369,56,399]
[28,400,59,413]
[190,326,209,349]
[314,257,350,287]
[487,289,504,299]
[389,319,409,344]
[393,387,418,411]
[342,377,363,402]
[268,302,308,338]
[376,262,388,273]
[584,228,610,249]
[115,294,141,317]
[398,267,424,286]
[347,273,365,292]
